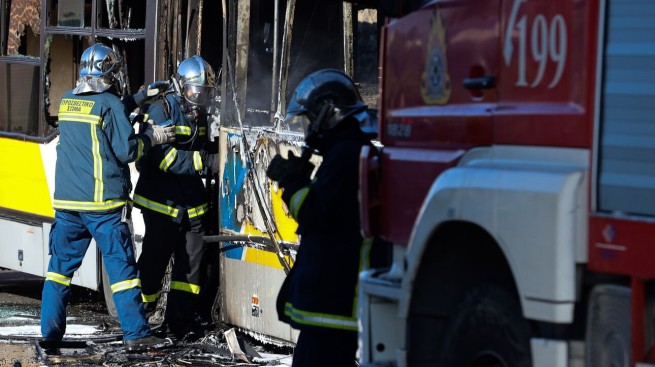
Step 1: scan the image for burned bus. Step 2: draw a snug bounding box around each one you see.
[0,0,379,345]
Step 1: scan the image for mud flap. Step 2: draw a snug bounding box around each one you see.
[586,284,630,367]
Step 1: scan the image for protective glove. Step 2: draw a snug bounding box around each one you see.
[143,122,176,146]
[133,80,170,106]
[266,151,315,188]
[200,150,219,173]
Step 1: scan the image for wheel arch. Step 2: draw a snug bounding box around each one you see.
[404,220,527,365]
[399,146,588,325]
[408,220,519,319]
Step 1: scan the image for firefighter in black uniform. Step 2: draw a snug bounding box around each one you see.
[266,69,378,367]
[133,55,218,341]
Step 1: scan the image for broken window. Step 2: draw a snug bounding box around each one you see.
[44,35,91,119]
[97,0,146,30]
[5,0,41,56]
[96,37,146,96]
[0,0,217,137]
[0,0,43,136]
[46,0,92,28]
[0,61,40,134]
[41,0,148,126]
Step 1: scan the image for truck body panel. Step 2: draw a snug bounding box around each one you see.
[360,0,655,365]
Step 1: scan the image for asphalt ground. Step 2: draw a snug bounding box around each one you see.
[0,269,293,366]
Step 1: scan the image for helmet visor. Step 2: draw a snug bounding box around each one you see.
[183,85,216,106]
[286,114,313,136]
[285,89,313,122]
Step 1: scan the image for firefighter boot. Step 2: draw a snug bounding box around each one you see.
[124,335,172,353]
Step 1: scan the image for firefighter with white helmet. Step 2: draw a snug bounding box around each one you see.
[266,69,378,367]
[40,43,174,354]
[134,54,218,341]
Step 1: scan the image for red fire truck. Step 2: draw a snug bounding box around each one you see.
[359,0,655,366]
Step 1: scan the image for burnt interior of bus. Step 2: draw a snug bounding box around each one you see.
[0,0,379,138]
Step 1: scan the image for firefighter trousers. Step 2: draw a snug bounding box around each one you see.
[292,328,358,367]
[138,212,205,324]
[41,210,151,341]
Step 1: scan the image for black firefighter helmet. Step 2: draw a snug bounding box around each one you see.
[286,69,376,144]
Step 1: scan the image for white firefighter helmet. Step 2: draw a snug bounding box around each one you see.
[176,55,217,107]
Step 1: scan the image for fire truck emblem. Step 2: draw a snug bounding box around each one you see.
[602,224,617,243]
[421,8,451,105]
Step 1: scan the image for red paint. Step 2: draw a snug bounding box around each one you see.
[360,0,651,362]
[588,216,655,278]
[632,278,645,365]
[364,0,597,245]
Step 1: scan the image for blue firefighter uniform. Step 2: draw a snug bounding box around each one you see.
[133,92,210,336]
[41,89,153,342]
[275,123,375,367]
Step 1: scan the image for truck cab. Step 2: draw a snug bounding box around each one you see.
[359,0,655,366]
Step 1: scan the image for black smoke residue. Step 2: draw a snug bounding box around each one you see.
[245,0,346,127]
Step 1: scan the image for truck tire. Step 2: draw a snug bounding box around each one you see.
[438,285,532,367]
[101,260,119,320]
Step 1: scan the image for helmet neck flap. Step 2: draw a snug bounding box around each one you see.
[73,43,123,95]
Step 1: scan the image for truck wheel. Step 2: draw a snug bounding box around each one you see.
[438,286,532,367]
[101,261,119,320]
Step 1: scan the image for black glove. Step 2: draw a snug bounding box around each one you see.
[266,151,315,188]
[266,154,289,182]
[200,150,219,173]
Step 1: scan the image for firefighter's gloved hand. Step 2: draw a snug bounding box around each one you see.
[266,154,288,182]
[133,80,170,106]
[200,150,219,173]
[145,80,170,96]
[143,122,176,146]
[286,151,315,182]
[266,151,314,188]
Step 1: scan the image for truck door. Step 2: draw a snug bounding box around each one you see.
[374,0,500,245]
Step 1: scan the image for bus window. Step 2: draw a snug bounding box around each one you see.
[0,0,41,136]
[2,0,41,57]
[96,37,146,96]
[45,35,90,119]
[46,0,92,28]
[96,0,146,30]
[0,62,40,135]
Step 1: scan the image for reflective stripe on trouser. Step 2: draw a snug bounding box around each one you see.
[41,210,151,341]
[138,212,205,321]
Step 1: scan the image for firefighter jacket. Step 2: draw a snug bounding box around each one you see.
[276,124,373,333]
[133,93,210,223]
[53,89,151,212]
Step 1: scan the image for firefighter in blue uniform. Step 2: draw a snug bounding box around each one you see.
[40,43,175,353]
[266,69,378,367]
[133,55,218,341]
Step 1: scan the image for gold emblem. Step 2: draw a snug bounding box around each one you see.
[421,8,451,105]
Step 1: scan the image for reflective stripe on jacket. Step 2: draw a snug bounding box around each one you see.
[133,93,209,222]
[276,126,373,332]
[53,90,150,212]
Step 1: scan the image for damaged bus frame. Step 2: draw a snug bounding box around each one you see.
[0,0,380,345]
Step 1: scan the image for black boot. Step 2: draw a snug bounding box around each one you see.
[124,335,172,352]
[167,318,202,342]
[39,339,62,356]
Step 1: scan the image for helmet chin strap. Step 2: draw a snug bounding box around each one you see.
[311,102,335,135]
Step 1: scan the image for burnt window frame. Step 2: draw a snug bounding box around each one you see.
[0,0,156,141]
[0,0,45,139]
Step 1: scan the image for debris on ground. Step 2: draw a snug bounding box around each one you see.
[2,328,291,366]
